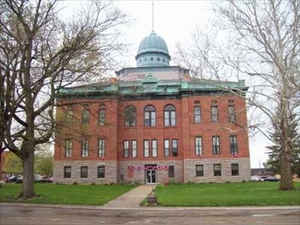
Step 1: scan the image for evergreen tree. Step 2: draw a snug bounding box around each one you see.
[267,112,300,177]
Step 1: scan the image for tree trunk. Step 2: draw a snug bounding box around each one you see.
[279,113,294,191]
[279,150,294,190]
[22,148,35,199]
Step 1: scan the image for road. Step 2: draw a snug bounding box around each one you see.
[0,204,299,225]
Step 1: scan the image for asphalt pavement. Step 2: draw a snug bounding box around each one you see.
[0,203,299,225]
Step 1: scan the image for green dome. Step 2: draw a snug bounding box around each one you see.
[136,32,170,67]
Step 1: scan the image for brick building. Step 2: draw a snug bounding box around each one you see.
[54,32,251,184]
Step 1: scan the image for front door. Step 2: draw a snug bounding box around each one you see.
[145,165,156,184]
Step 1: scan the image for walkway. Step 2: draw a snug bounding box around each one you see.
[104,184,155,208]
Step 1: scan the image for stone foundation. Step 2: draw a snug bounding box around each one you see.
[53,160,117,184]
[53,157,250,184]
[184,157,251,183]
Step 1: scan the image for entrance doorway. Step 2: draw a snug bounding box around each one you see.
[145,164,157,184]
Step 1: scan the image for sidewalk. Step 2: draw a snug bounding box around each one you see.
[104,184,155,208]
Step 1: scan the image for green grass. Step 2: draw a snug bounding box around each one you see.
[155,182,300,207]
[0,183,136,205]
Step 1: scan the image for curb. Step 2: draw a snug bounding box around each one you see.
[1,203,300,211]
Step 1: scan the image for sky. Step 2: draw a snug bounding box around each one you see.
[59,0,270,168]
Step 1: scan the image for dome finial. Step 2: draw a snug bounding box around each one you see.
[152,0,155,32]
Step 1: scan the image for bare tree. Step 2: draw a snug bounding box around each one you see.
[175,0,300,190]
[0,0,127,198]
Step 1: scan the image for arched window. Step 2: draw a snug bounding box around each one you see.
[164,104,176,127]
[98,104,106,126]
[124,105,136,127]
[144,105,156,127]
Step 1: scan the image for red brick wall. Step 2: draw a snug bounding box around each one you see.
[54,94,249,162]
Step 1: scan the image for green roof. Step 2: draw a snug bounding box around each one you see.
[57,77,247,98]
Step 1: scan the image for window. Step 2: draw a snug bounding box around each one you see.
[97,166,105,178]
[195,137,203,156]
[98,105,106,126]
[168,165,175,178]
[144,140,150,157]
[212,136,220,155]
[164,139,169,157]
[211,101,218,122]
[123,140,137,158]
[231,163,239,176]
[228,103,236,123]
[64,166,71,178]
[164,104,176,127]
[82,105,90,124]
[65,139,72,158]
[194,105,201,123]
[230,135,238,155]
[98,139,105,158]
[195,165,204,177]
[152,140,158,157]
[65,106,73,122]
[214,164,222,176]
[124,105,136,127]
[123,141,129,158]
[144,105,156,127]
[172,139,178,157]
[80,166,88,178]
[211,106,218,122]
[132,140,137,158]
[81,139,89,157]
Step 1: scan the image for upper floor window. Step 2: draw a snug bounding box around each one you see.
[123,140,129,158]
[123,140,137,158]
[98,139,105,158]
[143,139,157,157]
[124,105,136,127]
[164,139,170,157]
[152,140,158,157]
[81,139,89,157]
[194,105,201,123]
[144,105,156,127]
[64,139,72,158]
[211,106,218,122]
[172,139,178,157]
[195,137,203,156]
[230,135,238,155]
[98,105,106,126]
[228,100,236,123]
[82,105,90,124]
[65,106,73,122]
[144,140,150,157]
[212,136,220,155]
[164,104,176,127]
[132,140,137,158]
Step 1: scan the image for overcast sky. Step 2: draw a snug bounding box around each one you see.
[59,0,270,168]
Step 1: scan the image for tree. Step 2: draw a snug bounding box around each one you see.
[176,0,300,190]
[35,151,53,177]
[266,111,300,176]
[0,0,127,198]
[3,152,23,175]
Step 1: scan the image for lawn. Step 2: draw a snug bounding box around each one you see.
[0,183,136,205]
[155,182,300,206]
